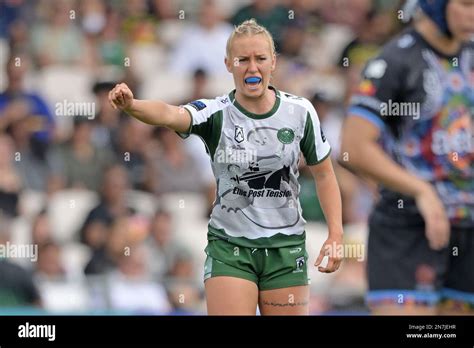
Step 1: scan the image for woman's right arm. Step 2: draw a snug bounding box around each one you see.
[108,83,191,133]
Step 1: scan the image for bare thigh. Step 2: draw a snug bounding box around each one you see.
[258,285,309,315]
[205,276,259,315]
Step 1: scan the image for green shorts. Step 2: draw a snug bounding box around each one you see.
[204,238,310,291]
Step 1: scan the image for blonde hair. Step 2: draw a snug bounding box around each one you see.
[226,19,276,58]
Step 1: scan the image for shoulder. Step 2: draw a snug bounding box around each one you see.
[278,90,317,116]
[366,28,423,72]
[279,90,312,109]
[183,94,232,125]
[186,94,231,114]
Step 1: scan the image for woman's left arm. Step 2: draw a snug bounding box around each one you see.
[308,156,344,273]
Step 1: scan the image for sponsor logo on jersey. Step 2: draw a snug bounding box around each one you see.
[289,247,302,254]
[320,128,327,142]
[277,128,295,144]
[232,163,290,190]
[188,100,207,111]
[234,125,244,143]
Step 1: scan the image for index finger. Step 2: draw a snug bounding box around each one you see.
[108,89,118,109]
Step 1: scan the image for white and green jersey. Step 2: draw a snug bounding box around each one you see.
[179,86,331,248]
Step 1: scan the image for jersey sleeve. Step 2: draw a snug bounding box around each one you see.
[300,102,331,165]
[176,98,224,159]
[348,45,404,131]
[176,99,213,140]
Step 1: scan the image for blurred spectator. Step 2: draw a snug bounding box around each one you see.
[104,243,171,314]
[30,0,93,67]
[150,0,177,20]
[94,7,127,67]
[0,214,41,307]
[121,0,159,44]
[0,134,21,217]
[0,53,55,158]
[230,0,290,51]
[0,0,35,45]
[79,0,107,37]
[180,68,213,102]
[169,0,233,76]
[165,249,195,281]
[91,81,123,150]
[10,116,51,191]
[319,0,373,28]
[272,19,314,95]
[115,117,155,192]
[338,6,398,105]
[176,68,216,210]
[84,216,130,275]
[146,209,191,280]
[31,209,52,247]
[47,117,116,192]
[166,280,204,315]
[337,7,383,67]
[35,241,66,281]
[152,128,212,201]
[80,164,134,251]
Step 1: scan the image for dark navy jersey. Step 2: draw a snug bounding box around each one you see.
[348,28,474,227]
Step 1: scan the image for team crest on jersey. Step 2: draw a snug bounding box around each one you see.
[277,128,295,144]
[188,100,207,111]
[234,125,244,143]
[294,256,305,273]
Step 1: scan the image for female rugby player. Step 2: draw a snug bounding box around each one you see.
[109,19,343,315]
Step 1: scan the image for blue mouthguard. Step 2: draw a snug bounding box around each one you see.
[245,77,262,84]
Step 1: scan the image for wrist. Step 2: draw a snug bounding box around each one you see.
[124,99,136,113]
[413,180,434,198]
[328,225,343,237]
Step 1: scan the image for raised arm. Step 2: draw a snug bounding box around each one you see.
[108,83,191,133]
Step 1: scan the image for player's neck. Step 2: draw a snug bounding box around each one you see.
[235,87,276,116]
[414,19,461,56]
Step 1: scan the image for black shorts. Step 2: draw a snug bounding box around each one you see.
[366,196,474,310]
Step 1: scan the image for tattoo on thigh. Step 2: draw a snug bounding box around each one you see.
[261,300,308,307]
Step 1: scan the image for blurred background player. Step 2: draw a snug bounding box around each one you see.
[341,0,474,315]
